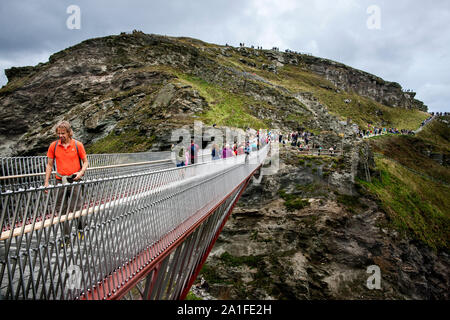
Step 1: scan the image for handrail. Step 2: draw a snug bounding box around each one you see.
[0,159,171,181]
[0,150,214,192]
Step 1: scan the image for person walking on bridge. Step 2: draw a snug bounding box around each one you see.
[189,139,199,165]
[44,120,89,243]
[174,144,186,167]
[244,141,251,163]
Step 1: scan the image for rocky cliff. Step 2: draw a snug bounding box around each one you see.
[0,31,427,157]
[300,55,427,111]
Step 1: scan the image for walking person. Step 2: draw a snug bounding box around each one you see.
[211,143,219,160]
[44,121,89,244]
[244,141,251,163]
[175,144,186,167]
[189,139,199,165]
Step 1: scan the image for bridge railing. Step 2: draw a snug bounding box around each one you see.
[0,151,168,191]
[0,145,268,300]
[0,151,170,177]
[0,150,218,192]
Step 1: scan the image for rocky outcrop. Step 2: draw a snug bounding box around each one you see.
[0,33,217,156]
[299,55,427,111]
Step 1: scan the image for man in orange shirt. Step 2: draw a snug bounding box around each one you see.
[44,120,89,242]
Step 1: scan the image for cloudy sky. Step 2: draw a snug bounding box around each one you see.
[1,0,449,112]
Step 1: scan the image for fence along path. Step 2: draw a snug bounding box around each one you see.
[0,145,268,300]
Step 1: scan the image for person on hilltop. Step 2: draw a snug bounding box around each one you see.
[44,120,89,244]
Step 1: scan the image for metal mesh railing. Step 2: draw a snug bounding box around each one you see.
[0,152,167,191]
[0,150,216,192]
[0,145,268,300]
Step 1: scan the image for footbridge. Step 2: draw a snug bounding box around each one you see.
[0,145,269,300]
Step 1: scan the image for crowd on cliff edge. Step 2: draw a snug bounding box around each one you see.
[171,111,445,167]
[171,129,274,167]
[357,113,439,139]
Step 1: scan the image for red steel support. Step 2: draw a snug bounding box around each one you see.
[144,263,161,300]
[179,171,255,300]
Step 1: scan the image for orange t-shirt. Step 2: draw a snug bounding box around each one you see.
[47,139,87,179]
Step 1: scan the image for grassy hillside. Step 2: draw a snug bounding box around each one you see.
[369,117,450,182]
[361,116,450,251]
[358,155,449,251]
[1,34,432,156]
[416,116,450,153]
[204,49,430,131]
[176,74,270,129]
[265,64,429,130]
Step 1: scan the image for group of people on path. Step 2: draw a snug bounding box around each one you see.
[41,122,274,245]
[358,125,416,139]
[279,130,314,148]
[40,110,438,246]
[174,140,201,167]
[421,115,434,128]
[172,129,273,167]
[278,130,335,154]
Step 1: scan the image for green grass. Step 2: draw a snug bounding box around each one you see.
[200,263,230,285]
[336,193,368,214]
[219,252,264,268]
[185,291,203,300]
[313,89,429,130]
[369,134,450,183]
[86,129,155,153]
[176,74,269,130]
[278,189,310,211]
[254,63,429,130]
[416,116,450,153]
[359,156,450,251]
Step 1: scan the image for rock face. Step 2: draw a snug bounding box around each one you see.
[301,55,427,111]
[0,32,217,156]
[0,32,426,156]
[199,146,449,300]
